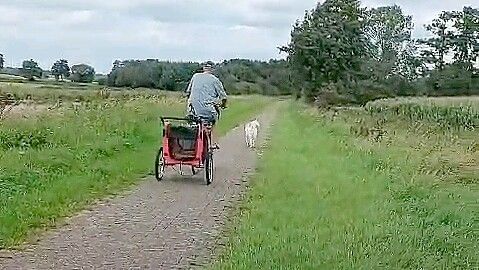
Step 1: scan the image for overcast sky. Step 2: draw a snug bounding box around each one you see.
[0,0,476,73]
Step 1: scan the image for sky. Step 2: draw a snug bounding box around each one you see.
[0,0,477,73]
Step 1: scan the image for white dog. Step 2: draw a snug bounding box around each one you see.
[244,119,260,148]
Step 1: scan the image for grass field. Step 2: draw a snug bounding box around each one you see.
[366,97,479,130]
[213,101,478,269]
[0,81,176,103]
[0,83,270,248]
[0,74,25,81]
[2,78,477,267]
[368,96,479,106]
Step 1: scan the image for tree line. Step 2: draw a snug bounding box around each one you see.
[280,0,479,105]
[0,53,290,95]
[104,58,292,95]
[0,56,96,83]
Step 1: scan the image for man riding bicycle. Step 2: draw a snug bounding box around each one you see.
[185,61,228,148]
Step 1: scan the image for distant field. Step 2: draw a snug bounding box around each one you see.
[0,81,171,102]
[368,96,479,107]
[0,74,25,81]
[214,100,478,269]
[0,82,271,248]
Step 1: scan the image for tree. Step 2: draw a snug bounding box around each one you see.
[450,7,479,71]
[216,59,292,95]
[0,53,4,69]
[70,64,95,83]
[364,5,420,80]
[418,7,478,94]
[280,0,368,101]
[419,11,455,71]
[107,60,124,86]
[365,5,413,60]
[51,59,70,81]
[21,59,43,81]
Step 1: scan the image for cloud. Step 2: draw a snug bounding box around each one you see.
[0,0,476,73]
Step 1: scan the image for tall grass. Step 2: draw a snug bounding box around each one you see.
[0,97,183,247]
[366,97,479,130]
[213,103,478,269]
[0,95,270,248]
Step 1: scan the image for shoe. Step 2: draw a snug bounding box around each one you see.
[212,143,220,150]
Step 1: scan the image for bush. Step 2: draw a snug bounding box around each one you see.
[0,129,51,150]
[425,65,477,96]
[314,80,395,107]
[386,75,420,96]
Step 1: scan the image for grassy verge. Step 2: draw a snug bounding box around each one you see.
[0,95,269,248]
[213,103,477,269]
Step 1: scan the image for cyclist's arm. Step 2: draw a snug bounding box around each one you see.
[184,77,194,98]
[214,78,228,108]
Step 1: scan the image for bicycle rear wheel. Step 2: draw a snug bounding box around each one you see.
[204,151,213,185]
[203,132,214,185]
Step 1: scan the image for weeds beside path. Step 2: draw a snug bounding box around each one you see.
[213,103,478,269]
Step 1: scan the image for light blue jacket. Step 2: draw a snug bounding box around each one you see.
[186,72,227,121]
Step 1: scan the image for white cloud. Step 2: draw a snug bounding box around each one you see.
[0,0,476,73]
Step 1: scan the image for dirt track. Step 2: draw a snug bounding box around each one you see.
[0,106,278,269]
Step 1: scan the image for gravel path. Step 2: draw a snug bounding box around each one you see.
[0,106,278,269]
